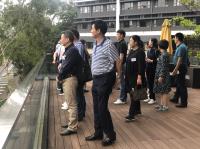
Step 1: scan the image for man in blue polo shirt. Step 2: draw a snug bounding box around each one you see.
[85,20,121,146]
[171,32,188,108]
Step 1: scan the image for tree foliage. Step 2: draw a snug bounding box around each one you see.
[0,0,77,77]
[172,0,200,35]
[180,0,200,10]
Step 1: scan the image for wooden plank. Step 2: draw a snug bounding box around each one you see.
[48,81,200,149]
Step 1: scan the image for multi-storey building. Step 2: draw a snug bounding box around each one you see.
[74,0,200,44]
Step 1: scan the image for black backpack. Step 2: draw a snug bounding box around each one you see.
[77,50,92,85]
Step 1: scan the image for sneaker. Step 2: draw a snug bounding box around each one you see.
[155,104,161,110]
[59,91,64,95]
[156,106,163,111]
[162,106,169,111]
[61,102,68,110]
[125,115,136,122]
[61,105,68,110]
[57,88,61,91]
[143,98,150,103]
[62,101,68,107]
[148,99,156,105]
[114,99,126,105]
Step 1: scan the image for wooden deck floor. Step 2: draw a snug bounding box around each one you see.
[48,80,200,149]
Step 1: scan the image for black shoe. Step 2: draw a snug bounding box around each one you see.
[170,98,178,103]
[135,111,142,116]
[84,89,89,93]
[61,123,68,128]
[85,134,103,141]
[125,115,135,122]
[60,129,77,136]
[78,117,83,122]
[102,136,116,146]
[176,104,187,108]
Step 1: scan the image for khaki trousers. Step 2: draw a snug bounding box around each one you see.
[63,76,78,131]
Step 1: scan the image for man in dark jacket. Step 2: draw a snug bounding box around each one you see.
[58,30,83,135]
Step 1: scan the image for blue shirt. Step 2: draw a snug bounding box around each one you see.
[74,40,85,61]
[173,43,188,66]
[91,37,119,75]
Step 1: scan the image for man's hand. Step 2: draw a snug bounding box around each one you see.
[114,75,120,89]
[171,69,177,76]
[146,58,153,63]
[137,76,142,85]
[56,76,63,83]
[58,63,62,71]
[158,77,164,84]
[52,60,56,64]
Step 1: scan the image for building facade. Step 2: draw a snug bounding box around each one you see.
[74,0,200,42]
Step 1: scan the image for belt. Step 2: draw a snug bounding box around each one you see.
[93,70,115,79]
[63,74,75,80]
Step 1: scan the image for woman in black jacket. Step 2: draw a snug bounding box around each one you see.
[144,38,160,104]
[125,35,146,122]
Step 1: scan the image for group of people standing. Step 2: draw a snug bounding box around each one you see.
[52,19,189,146]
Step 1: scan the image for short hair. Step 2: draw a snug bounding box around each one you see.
[71,29,80,39]
[62,30,74,42]
[80,39,86,45]
[175,32,184,42]
[150,38,158,49]
[130,35,144,49]
[91,20,107,35]
[159,39,169,50]
[117,29,126,37]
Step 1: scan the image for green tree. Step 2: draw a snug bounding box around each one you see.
[0,0,77,77]
[172,0,200,35]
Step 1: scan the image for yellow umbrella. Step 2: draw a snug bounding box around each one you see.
[160,19,173,55]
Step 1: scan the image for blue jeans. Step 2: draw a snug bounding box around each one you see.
[119,64,127,102]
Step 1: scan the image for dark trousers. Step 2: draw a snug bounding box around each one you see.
[129,99,141,117]
[57,81,63,92]
[92,71,116,138]
[146,71,155,100]
[174,65,188,105]
[119,64,127,101]
[77,83,86,119]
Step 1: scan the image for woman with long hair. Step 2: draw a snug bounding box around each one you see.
[144,38,160,104]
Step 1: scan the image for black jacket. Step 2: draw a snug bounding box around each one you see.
[125,48,146,93]
[58,43,83,81]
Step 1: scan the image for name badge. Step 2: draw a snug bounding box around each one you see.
[131,58,136,62]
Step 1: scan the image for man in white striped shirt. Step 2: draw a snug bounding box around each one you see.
[85,20,121,146]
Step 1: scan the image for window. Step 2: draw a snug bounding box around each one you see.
[124,21,130,27]
[93,5,103,12]
[124,2,134,10]
[82,23,88,29]
[154,0,158,7]
[107,4,116,11]
[80,7,90,13]
[108,22,115,28]
[174,0,182,6]
[165,0,170,7]
[139,21,146,27]
[138,1,150,9]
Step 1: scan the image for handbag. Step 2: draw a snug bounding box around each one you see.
[130,86,147,101]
